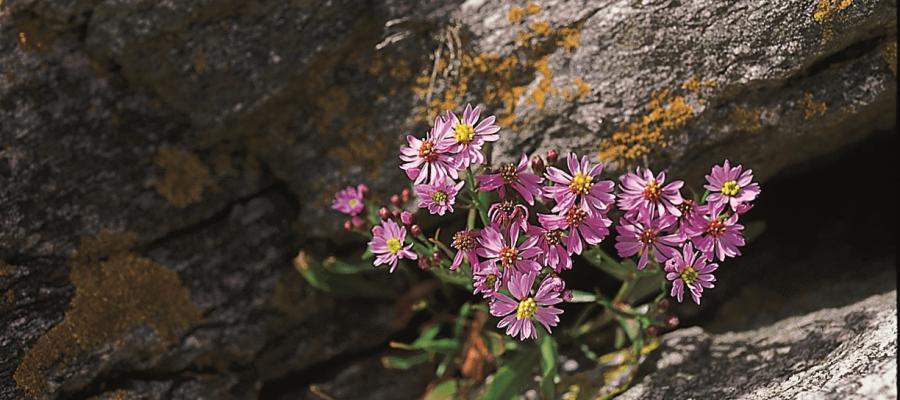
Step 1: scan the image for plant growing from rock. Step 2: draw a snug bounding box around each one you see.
[306,103,762,398]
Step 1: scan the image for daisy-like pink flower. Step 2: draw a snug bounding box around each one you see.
[617,167,684,221]
[488,200,529,237]
[476,225,542,275]
[704,160,761,212]
[368,219,417,272]
[399,116,459,185]
[526,224,572,273]
[614,215,682,270]
[665,242,718,305]
[685,203,745,261]
[537,207,611,256]
[446,104,501,168]
[331,186,365,216]
[450,229,479,271]
[416,180,464,216]
[477,153,543,205]
[473,260,502,298]
[544,153,616,215]
[490,272,564,341]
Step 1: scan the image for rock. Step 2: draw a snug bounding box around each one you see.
[617,291,898,400]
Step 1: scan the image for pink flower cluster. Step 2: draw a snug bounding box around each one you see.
[335,105,761,341]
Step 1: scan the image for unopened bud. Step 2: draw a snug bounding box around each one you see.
[657,298,670,311]
[400,211,413,226]
[378,207,391,220]
[410,224,423,237]
[665,315,679,329]
[356,184,370,198]
[562,289,574,302]
[351,215,365,228]
[417,257,431,271]
[392,209,401,219]
[431,251,442,263]
[646,325,658,337]
[531,155,545,174]
[545,149,559,164]
[401,188,411,203]
[390,194,402,207]
[343,220,353,231]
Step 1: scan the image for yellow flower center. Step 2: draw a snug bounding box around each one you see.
[680,266,699,285]
[484,274,497,288]
[454,123,475,144]
[500,163,518,184]
[642,179,661,201]
[386,238,402,254]
[499,247,518,266]
[348,198,359,208]
[721,180,741,197]
[569,172,593,195]
[516,297,537,319]
[431,190,448,204]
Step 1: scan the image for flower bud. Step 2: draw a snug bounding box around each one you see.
[545,149,559,164]
[646,325,658,337]
[343,220,353,231]
[400,211,413,226]
[417,257,431,271]
[351,215,365,228]
[378,207,391,220]
[390,194,402,207]
[531,155,545,174]
[401,188,411,203]
[657,298,670,311]
[562,289,574,302]
[356,183,369,198]
[392,209,401,219]
[736,203,754,215]
[431,251,442,263]
[665,315,679,329]
[410,224,423,237]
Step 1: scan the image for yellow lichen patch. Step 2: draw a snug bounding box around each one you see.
[883,39,897,76]
[14,230,201,399]
[598,89,694,164]
[563,78,592,101]
[526,3,541,14]
[154,147,209,208]
[558,27,581,53]
[814,0,853,22]
[507,6,525,24]
[682,76,701,93]
[801,92,827,120]
[529,21,552,36]
[531,56,555,110]
[730,106,762,133]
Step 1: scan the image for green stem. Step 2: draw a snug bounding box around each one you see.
[465,167,490,226]
[467,207,476,230]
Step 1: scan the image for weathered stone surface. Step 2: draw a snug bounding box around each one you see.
[618,291,898,400]
[1,0,896,399]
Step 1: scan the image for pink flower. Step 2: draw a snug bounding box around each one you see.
[537,207,612,256]
[490,272,564,340]
[331,186,365,216]
[477,153,544,205]
[368,219,417,272]
[473,260,501,298]
[614,215,682,270]
[544,153,615,215]
[526,224,572,273]
[685,203,745,261]
[399,116,459,185]
[665,242,718,305]
[704,160,761,212]
[446,104,501,168]
[450,229,479,271]
[617,167,684,221]
[476,225,542,275]
[416,180,464,216]
[488,200,529,238]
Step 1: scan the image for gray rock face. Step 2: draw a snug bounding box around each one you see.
[0,0,896,399]
[618,291,898,400]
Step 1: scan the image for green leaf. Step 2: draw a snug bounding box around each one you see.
[381,352,430,369]
[322,257,375,274]
[482,349,538,400]
[454,303,472,339]
[295,254,395,299]
[424,379,470,400]
[430,267,474,289]
[361,248,374,260]
[484,331,507,358]
[581,248,632,281]
[538,332,559,400]
[567,290,597,303]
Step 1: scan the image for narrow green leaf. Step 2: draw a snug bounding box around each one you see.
[430,267,474,289]
[381,352,430,369]
[295,255,395,299]
[538,332,559,400]
[581,248,632,281]
[424,379,467,400]
[567,290,597,303]
[482,350,538,400]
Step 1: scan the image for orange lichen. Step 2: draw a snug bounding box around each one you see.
[154,147,209,208]
[730,107,762,132]
[681,76,701,93]
[15,230,201,399]
[598,88,694,164]
[529,21,552,36]
[507,6,525,24]
[558,27,581,53]
[814,0,853,40]
[883,39,897,76]
[801,93,827,120]
[526,3,541,14]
